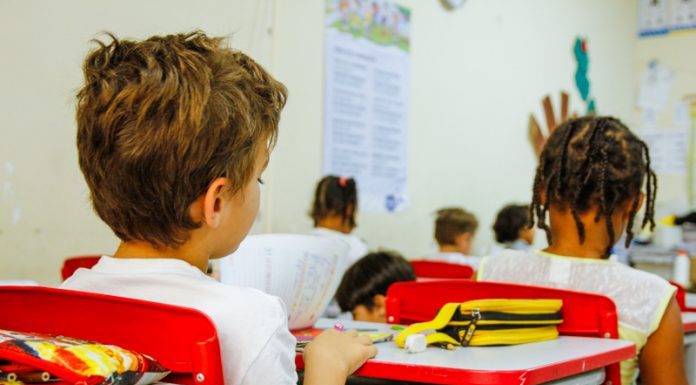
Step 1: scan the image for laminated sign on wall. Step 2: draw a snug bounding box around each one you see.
[639,0,696,36]
[323,0,411,213]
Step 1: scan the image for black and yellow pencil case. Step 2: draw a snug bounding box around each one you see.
[395,299,563,348]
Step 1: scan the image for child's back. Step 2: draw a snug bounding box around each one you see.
[66,32,375,385]
[310,176,368,262]
[479,249,674,383]
[63,257,296,384]
[425,207,480,269]
[478,116,686,385]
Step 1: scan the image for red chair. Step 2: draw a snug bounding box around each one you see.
[0,286,223,385]
[61,255,101,281]
[410,260,474,279]
[670,281,696,312]
[386,280,620,385]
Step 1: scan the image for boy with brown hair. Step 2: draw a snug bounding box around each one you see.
[424,207,481,268]
[63,31,375,385]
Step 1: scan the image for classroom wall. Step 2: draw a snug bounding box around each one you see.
[0,0,639,284]
[633,30,696,216]
[0,0,274,284]
[268,0,639,257]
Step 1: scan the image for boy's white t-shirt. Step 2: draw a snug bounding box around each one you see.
[422,252,482,270]
[61,256,297,385]
[312,227,368,263]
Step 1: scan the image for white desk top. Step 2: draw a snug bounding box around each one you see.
[683,312,696,333]
[312,318,634,385]
[686,293,696,308]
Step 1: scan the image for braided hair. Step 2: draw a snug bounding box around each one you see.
[310,175,358,229]
[530,116,657,258]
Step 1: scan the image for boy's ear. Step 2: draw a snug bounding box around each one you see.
[373,294,386,315]
[455,232,472,245]
[201,177,232,228]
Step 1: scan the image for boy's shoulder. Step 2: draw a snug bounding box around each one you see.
[63,257,288,323]
[198,278,288,321]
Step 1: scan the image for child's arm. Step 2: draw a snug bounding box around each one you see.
[303,329,377,385]
[638,297,688,385]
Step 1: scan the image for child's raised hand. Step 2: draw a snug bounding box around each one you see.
[303,328,377,384]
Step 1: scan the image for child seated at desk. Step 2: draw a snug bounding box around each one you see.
[477,116,687,385]
[310,175,368,262]
[62,31,375,385]
[335,251,415,322]
[492,203,534,252]
[423,207,480,269]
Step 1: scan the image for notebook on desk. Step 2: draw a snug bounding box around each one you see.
[220,234,351,330]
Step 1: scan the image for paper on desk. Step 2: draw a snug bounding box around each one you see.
[220,234,350,330]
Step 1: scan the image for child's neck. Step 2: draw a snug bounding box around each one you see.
[439,245,463,254]
[544,205,618,259]
[317,216,353,234]
[113,240,210,272]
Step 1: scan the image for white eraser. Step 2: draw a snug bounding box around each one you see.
[405,334,427,354]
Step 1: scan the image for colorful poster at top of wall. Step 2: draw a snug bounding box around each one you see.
[323,0,411,213]
[639,0,670,36]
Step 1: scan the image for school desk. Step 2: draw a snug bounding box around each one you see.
[686,293,696,309]
[295,318,634,385]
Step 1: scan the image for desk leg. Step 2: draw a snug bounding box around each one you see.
[684,333,696,385]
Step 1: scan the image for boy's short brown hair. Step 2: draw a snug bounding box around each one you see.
[434,207,478,245]
[76,31,287,248]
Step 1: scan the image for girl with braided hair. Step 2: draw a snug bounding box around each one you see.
[310,175,368,262]
[478,116,686,385]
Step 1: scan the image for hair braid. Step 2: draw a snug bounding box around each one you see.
[530,116,658,259]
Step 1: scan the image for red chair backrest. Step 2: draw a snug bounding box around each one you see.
[670,281,696,312]
[61,256,101,281]
[0,286,223,385]
[386,280,620,385]
[410,260,474,279]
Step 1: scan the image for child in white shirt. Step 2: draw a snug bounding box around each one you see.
[492,203,534,252]
[310,176,368,262]
[64,31,375,385]
[478,116,686,385]
[423,207,481,269]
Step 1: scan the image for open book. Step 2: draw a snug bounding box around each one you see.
[220,234,350,330]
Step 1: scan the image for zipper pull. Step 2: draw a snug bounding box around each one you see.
[472,308,481,322]
[461,308,481,346]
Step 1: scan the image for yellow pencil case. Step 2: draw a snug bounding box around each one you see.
[395,299,563,348]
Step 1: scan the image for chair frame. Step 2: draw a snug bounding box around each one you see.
[0,286,224,385]
[410,260,475,280]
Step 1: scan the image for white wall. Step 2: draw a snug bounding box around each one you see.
[633,31,696,217]
[0,0,639,284]
[269,0,638,258]
[0,0,274,283]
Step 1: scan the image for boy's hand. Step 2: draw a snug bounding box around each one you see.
[303,329,377,383]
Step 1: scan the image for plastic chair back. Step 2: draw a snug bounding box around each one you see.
[670,281,696,312]
[410,260,474,279]
[386,280,620,385]
[61,255,101,281]
[0,286,224,385]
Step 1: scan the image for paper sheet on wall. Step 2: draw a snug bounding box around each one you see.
[323,0,411,213]
[639,0,670,36]
[637,129,689,175]
[670,0,696,30]
[637,63,673,113]
[219,234,350,330]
